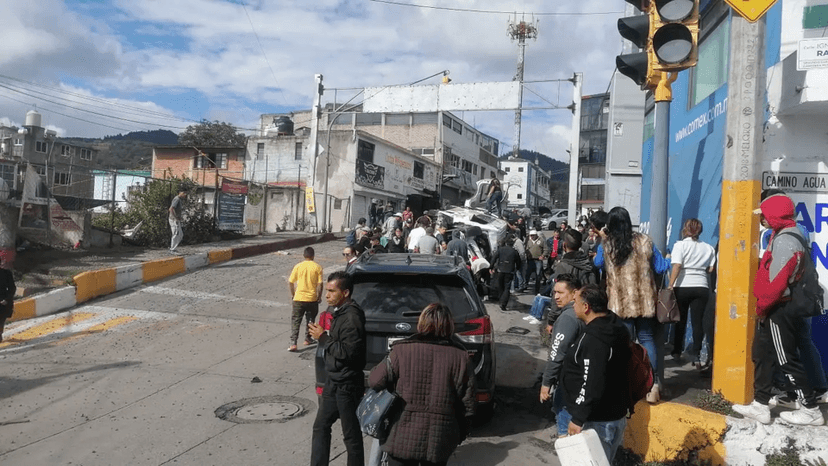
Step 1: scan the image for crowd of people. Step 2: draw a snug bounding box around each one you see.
[300,188,827,465]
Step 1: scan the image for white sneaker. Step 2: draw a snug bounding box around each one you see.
[527,317,541,325]
[522,315,533,321]
[732,400,772,425]
[770,394,800,410]
[817,391,828,404]
[779,406,825,426]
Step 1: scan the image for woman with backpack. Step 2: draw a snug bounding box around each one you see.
[667,218,716,369]
[595,206,670,403]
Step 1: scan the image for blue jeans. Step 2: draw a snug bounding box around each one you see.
[531,295,551,320]
[525,259,544,294]
[582,417,628,463]
[622,317,661,383]
[512,269,525,291]
[486,191,502,215]
[553,386,571,436]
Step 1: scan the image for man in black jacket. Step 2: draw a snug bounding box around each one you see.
[561,284,631,463]
[489,238,521,311]
[308,271,367,466]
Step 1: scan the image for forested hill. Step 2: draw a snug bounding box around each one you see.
[502,149,569,181]
[104,130,178,144]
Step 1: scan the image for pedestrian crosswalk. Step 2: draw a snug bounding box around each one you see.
[0,306,168,351]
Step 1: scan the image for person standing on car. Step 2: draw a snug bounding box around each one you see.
[308,272,367,466]
[287,247,323,352]
[368,303,475,466]
[525,230,549,294]
[485,175,503,216]
[490,238,522,311]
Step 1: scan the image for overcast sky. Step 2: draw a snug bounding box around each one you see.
[0,0,626,162]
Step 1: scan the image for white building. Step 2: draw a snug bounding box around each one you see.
[499,158,551,211]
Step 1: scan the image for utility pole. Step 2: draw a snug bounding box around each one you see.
[712,14,767,405]
[648,72,677,253]
[308,74,323,232]
[507,17,538,158]
[567,73,582,227]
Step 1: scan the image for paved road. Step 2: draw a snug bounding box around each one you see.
[0,240,562,465]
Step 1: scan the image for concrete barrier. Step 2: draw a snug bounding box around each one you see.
[74,268,117,304]
[208,249,232,264]
[115,264,143,291]
[142,257,185,283]
[9,287,77,322]
[624,401,727,465]
[185,252,209,271]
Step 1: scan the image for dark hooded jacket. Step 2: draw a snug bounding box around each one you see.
[318,299,366,387]
[561,312,631,426]
[755,194,808,317]
[554,250,597,285]
[368,334,475,463]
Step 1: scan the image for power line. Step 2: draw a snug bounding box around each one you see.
[240,1,290,107]
[367,0,623,16]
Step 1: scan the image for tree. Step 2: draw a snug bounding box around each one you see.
[178,120,247,147]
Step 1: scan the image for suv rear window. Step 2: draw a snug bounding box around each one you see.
[351,273,476,319]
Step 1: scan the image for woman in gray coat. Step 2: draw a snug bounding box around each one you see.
[368,303,475,466]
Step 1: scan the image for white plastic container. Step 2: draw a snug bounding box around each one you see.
[554,429,611,466]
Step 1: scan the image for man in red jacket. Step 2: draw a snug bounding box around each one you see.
[733,193,824,426]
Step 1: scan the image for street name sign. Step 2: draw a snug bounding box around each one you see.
[725,0,778,22]
[798,38,828,70]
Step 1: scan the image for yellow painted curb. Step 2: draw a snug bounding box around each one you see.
[142,257,185,283]
[624,401,727,464]
[9,298,37,322]
[74,268,117,303]
[208,249,232,264]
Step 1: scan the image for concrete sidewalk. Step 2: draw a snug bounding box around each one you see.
[8,231,344,324]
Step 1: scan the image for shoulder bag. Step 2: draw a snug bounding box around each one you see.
[656,275,680,324]
[357,356,400,439]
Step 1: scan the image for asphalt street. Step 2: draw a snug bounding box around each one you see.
[0,240,563,465]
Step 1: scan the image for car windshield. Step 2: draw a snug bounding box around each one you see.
[352,273,474,319]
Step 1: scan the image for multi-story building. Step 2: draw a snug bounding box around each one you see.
[0,111,97,199]
[577,93,610,213]
[273,105,503,208]
[247,114,441,232]
[499,158,551,211]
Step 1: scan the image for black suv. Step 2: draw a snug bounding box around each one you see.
[315,253,496,412]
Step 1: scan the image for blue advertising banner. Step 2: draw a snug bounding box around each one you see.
[218,192,245,230]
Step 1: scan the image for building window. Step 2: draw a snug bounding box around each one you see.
[0,164,14,185]
[355,113,382,125]
[257,143,264,158]
[334,199,342,209]
[505,167,511,173]
[518,167,524,172]
[79,148,91,160]
[517,194,523,199]
[413,113,438,125]
[413,161,424,179]
[357,140,375,163]
[385,114,410,126]
[294,142,303,160]
[413,148,435,156]
[54,172,71,186]
[452,119,462,135]
[643,109,655,141]
[36,141,48,153]
[195,152,228,169]
[61,145,74,157]
[35,165,46,176]
[443,114,452,128]
[689,13,729,107]
[462,159,473,173]
[13,138,22,146]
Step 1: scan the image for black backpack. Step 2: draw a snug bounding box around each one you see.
[776,232,825,317]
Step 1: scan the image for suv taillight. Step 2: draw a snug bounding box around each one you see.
[457,316,493,344]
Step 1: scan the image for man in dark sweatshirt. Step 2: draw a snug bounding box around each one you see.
[538,274,584,437]
[489,237,522,311]
[560,284,631,463]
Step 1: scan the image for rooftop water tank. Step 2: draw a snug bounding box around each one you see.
[25,110,42,128]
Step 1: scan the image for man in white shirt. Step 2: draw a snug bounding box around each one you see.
[406,221,427,253]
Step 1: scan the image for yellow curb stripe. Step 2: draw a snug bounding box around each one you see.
[208,249,232,264]
[9,299,37,323]
[74,268,117,303]
[142,257,185,283]
[0,312,97,349]
[58,316,138,344]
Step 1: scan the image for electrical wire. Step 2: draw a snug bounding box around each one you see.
[367,0,623,16]
[240,1,290,107]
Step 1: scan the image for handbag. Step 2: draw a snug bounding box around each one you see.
[656,286,680,323]
[357,356,399,439]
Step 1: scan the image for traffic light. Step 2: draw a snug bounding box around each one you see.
[616,0,655,88]
[651,0,699,70]
[616,0,699,89]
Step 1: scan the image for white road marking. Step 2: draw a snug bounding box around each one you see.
[138,286,288,308]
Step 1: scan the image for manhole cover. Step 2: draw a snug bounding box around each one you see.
[215,395,313,424]
[505,326,531,335]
